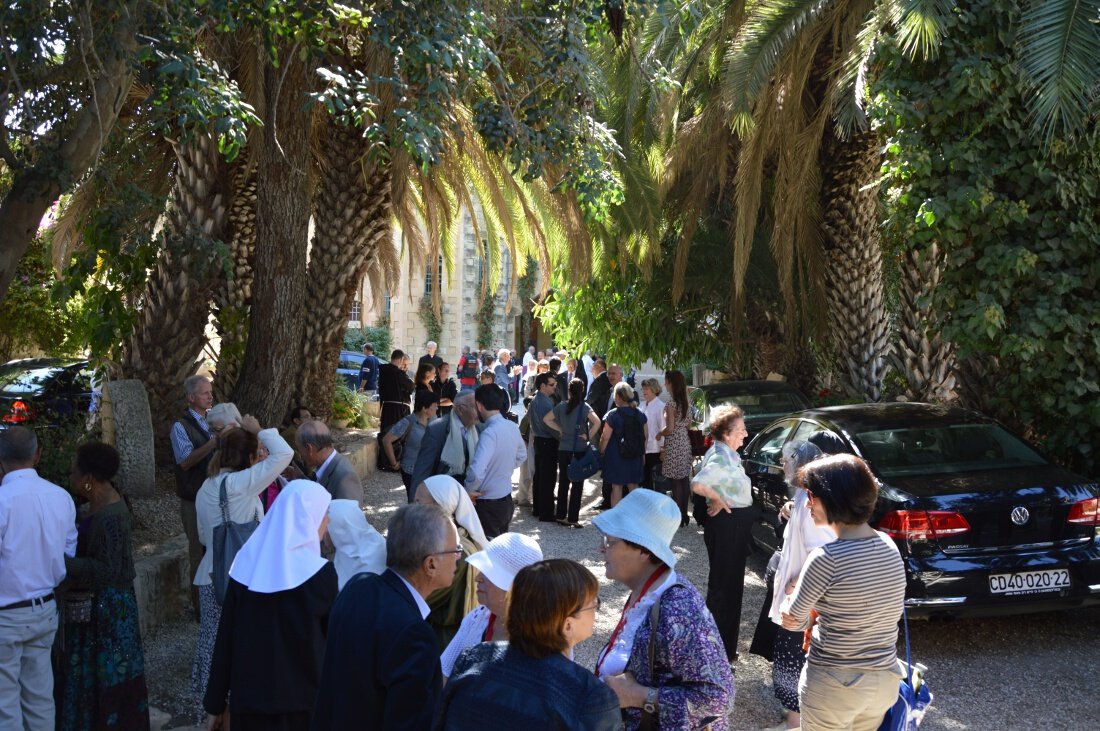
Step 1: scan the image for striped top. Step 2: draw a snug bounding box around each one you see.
[787,531,905,671]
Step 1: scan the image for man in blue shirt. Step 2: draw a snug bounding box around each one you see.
[466,385,526,539]
[358,343,380,396]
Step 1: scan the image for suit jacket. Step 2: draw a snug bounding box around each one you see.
[411,418,484,492]
[317,452,362,501]
[586,373,612,420]
[312,570,442,731]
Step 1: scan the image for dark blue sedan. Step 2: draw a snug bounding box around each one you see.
[743,402,1100,618]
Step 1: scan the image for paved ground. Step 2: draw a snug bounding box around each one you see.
[145,465,1100,730]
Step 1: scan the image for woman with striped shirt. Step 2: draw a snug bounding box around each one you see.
[780,454,906,731]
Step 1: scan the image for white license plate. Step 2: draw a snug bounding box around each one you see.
[988,569,1070,596]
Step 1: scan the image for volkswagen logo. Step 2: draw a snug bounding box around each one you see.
[1010,506,1030,526]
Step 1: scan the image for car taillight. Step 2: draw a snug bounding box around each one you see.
[1,400,33,424]
[1067,498,1100,526]
[878,510,971,540]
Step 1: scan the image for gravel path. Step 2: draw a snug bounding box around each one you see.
[143,465,1100,730]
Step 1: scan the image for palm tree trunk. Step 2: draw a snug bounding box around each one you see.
[230,47,315,426]
[819,127,891,402]
[892,243,957,402]
[298,117,394,416]
[122,134,228,446]
[211,167,257,402]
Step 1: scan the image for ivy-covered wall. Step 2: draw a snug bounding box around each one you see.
[877,0,1100,474]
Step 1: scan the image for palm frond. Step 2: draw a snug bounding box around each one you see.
[892,0,953,59]
[1017,0,1100,143]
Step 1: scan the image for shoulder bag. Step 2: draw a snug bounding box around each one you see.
[567,405,602,482]
[878,607,932,731]
[212,475,261,606]
[377,415,413,472]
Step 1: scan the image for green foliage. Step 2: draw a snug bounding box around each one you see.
[34,416,101,488]
[417,295,444,344]
[312,0,627,222]
[476,287,496,350]
[331,378,365,426]
[876,0,1100,474]
[0,234,73,360]
[343,324,392,358]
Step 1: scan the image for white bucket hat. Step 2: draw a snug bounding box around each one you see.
[465,532,543,591]
[592,489,681,568]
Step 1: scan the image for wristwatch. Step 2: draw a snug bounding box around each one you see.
[643,687,659,714]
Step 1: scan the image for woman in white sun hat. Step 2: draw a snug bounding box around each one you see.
[592,489,734,730]
[439,532,543,678]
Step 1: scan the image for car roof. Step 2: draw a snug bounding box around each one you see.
[696,380,808,397]
[0,357,88,371]
[787,402,994,432]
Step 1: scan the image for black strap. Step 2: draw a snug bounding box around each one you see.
[571,404,587,451]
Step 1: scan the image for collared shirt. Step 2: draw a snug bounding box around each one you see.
[170,408,210,464]
[394,570,431,620]
[315,449,339,483]
[529,391,557,439]
[358,354,380,391]
[465,414,526,499]
[0,469,78,606]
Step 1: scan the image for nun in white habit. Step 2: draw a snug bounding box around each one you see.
[327,499,388,590]
[203,480,339,731]
[412,474,489,648]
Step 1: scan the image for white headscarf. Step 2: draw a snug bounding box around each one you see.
[327,499,387,590]
[422,475,489,551]
[229,479,330,593]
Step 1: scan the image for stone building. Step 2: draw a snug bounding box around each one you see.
[348,204,532,365]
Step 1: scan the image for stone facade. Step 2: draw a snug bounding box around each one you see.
[350,204,524,365]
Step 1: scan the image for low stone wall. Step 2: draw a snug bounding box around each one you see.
[136,433,378,636]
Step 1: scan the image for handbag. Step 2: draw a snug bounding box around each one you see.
[63,591,94,624]
[650,461,669,492]
[638,584,714,731]
[688,428,708,457]
[878,608,933,731]
[212,476,261,606]
[566,406,602,482]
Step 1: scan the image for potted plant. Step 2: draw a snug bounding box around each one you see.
[331,381,361,429]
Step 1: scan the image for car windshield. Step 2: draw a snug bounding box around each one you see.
[711,392,807,421]
[0,366,62,395]
[852,423,1048,477]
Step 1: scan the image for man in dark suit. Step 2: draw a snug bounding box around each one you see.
[585,357,611,419]
[312,504,459,730]
[296,420,362,501]
[410,392,481,491]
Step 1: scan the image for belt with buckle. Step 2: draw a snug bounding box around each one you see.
[0,592,55,611]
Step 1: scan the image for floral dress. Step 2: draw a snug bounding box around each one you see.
[661,404,693,480]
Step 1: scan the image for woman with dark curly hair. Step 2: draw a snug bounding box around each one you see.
[657,370,692,525]
[56,442,150,730]
[692,403,757,663]
[780,454,906,731]
[436,559,619,730]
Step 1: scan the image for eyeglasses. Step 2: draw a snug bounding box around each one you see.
[574,597,602,615]
[599,533,623,550]
[425,546,464,560]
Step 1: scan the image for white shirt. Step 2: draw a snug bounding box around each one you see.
[0,469,78,606]
[193,429,293,586]
[395,570,431,619]
[596,569,678,679]
[440,604,491,677]
[315,449,338,482]
[643,397,666,453]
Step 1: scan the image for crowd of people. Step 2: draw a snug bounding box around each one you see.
[0,338,910,731]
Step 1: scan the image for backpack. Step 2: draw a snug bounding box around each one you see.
[617,409,645,459]
[458,356,479,381]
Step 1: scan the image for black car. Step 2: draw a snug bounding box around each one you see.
[337,350,367,390]
[743,402,1100,618]
[690,379,812,443]
[0,358,94,427]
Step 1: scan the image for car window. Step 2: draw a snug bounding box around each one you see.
[338,354,364,370]
[0,366,61,395]
[711,391,809,422]
[689,388,707,428]
[789,420,842,449]
[851,422,1048,477]
[747,420,796,467]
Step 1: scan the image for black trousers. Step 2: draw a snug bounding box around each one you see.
[556,451,586,523]
[401,470,414,503]
[532,436,559,521]
[641,452,662,490]
[475,495,514,540]
[702,505,759,661]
